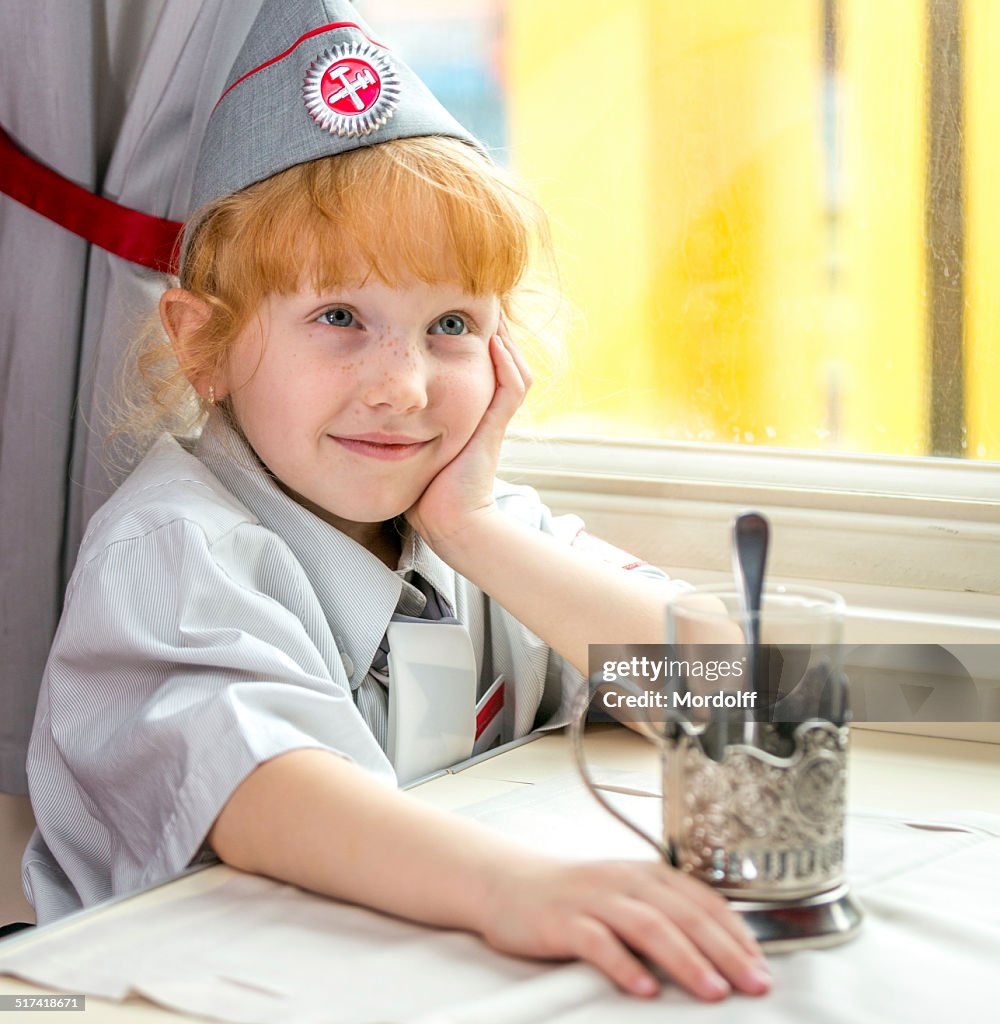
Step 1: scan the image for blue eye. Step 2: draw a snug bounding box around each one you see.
[318,307,354,327]
[430,314,468,336]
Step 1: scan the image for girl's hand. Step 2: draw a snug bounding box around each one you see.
[406,320,531,551]
[477,856,772,1002]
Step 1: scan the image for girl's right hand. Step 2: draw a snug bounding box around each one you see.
[476,856,772,1002]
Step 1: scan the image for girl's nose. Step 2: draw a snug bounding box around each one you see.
[361,337,429,413]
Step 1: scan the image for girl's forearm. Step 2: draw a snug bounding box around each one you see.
[207,747,771,1003]
[432,512,675,676]
[207,747,535,930]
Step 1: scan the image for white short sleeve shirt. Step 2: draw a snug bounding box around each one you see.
[22,415,679,924]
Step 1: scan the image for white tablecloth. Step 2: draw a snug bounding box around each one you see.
[1,771,997,1023]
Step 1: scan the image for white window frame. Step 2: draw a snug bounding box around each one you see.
[500,435,1000,744]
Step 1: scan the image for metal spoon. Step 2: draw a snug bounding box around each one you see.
[732,511,769,746]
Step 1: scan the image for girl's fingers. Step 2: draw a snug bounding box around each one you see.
[640,885,771,997]
[659,864,762,957]
[595,898,732,1002]
[497,309,512,338]
[452,335,523,465]
[487,334,528,418]
[563,916,660,999]
[498,328,533,390]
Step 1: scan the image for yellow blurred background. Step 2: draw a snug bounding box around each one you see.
[505,0,998,459]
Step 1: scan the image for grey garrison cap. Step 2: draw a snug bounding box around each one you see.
[185,0,483,232]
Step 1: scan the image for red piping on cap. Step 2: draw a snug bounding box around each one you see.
[214,21,389,111]
[0,124,183,274]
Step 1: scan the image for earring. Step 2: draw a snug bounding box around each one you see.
[207,384,216,406]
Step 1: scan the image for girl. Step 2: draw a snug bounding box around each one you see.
[23,0,771,1003]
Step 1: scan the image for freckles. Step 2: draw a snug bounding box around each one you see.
[435,369,492,408]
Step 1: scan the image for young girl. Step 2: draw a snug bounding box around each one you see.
[23,0,771,1003]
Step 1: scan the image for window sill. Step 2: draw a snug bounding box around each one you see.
[500,434,1000,598]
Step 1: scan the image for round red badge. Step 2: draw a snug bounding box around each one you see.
[304,41,400,137]
[320,57,381,114]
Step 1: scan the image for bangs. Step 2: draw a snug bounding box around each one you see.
[185,137,540,319]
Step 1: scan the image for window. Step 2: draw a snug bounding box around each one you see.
[362,0,1000,462]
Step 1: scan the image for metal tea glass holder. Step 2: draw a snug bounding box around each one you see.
[570,682,864,953]
[664,715,862,950]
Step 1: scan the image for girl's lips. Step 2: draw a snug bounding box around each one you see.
[329,435,431,461]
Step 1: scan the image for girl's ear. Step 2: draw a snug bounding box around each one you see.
[160,288,219,401]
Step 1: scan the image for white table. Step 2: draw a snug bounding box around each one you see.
[1,726,999,1022]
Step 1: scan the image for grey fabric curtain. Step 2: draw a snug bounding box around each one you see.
[0,0,264,795]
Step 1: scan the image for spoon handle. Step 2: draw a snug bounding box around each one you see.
[732,512,770,747]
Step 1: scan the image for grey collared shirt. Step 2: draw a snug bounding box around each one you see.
[22,415,676,924]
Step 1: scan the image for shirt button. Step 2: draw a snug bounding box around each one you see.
[340,651,354,679]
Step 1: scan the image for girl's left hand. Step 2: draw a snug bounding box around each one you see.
[405,319,531,551]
